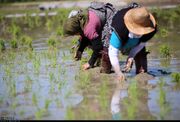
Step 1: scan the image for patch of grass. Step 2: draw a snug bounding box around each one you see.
[44,99,51,111]
[0,39,5,51]
[98,79,109,111]
[171,72,180,83]
[35,108,47,120]
[7,22,21,39]
[75,70,91,89]
[65,106,75,120]
[20,35,33,49]
[122,81,138,120]
[159,44,171,58]
[47,36,56,48]
[32,92,38,106]
[10,39,18,49]
[157,78,171,120]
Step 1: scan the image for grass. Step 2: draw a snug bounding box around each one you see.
[159,44,171,58]
[98,78,109,111]
[0,39,5,51]
[75,70,91,89]
[157,78,171,120]
[65,106,75,120]
[0,5,179,120]
[44,99,51,111]
[32,53,41,75]
[32,92,38,106]
[171,72,180,83]
[122,81,138,120]
[19,35,33,49]
[10,39,18,48]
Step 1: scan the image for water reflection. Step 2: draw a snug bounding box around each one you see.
[110,73,156,120]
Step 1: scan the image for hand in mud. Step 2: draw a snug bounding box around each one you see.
[117,72,125,82]
[122,58,133,73]
[82,63,90,70]
[74,51,82,61]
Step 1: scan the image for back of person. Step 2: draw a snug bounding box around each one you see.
[63,1,116,71]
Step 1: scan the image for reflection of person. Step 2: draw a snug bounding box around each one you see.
[63,2,115,72]
[111,79,156,120]
[108,6,157,81]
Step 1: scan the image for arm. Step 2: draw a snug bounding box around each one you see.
[128,42,146,59]
[108,45,125,81]
[74,36,90,61]
[88,37,103,67]
[122,42,146,72]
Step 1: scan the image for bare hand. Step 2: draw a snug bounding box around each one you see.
[116,72,125,82]
[82,63,90,70]
[122,58,133,72]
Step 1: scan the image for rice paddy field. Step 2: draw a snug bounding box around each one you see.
[0,2,180,120]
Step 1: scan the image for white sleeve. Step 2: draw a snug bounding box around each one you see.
[108,45,121,75]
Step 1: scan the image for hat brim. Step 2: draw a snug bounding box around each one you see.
[124,9,156,35]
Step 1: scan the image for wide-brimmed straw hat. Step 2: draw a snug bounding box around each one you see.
[124,7,156,35]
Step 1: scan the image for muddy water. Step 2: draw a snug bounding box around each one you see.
[0,35,180,120]
[0,8,180,121]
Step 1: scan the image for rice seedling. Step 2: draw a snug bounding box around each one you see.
[49,82,55,94]
[159,44,171,58]
[171,72,180,83]
[32,93,38,106]
[19,35,33,49]
[34,12,42,27]
[62,51,70,61]
[157,78,171,120]
[56,26,64,36]
[46,19,53,31]
[0,39,5,51]
[47,36,57,48]
[32,54,41,75]
[9,80,16,97]
[0,96,3,105]
[24,75,33,93]
[11,100,17,110]
[7,22,21,39]
[160,58,171,68]
[19,110,25,117]
[123,81,138,120]
[49,72,55,83]
[44,99,51,111]
[159,27,169,38]
[26,13,36,29]
[55,98,61,108]
[65,106,75,120]
[35,108,46,120]
[98,79,109,111]
[75,70,91,89]
[10,39,18,49]
[58,80,67,91]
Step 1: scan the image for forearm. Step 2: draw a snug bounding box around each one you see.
[108,45,122,76]
[77,37,90,53]
[128,42,146,58]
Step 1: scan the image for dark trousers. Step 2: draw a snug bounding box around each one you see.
[100,47,148,74]
[134,47,148,74]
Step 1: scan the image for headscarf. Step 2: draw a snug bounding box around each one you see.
[63,9,88,36]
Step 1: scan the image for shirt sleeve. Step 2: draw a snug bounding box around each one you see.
[108,44,122,76]
[128,42,146,58]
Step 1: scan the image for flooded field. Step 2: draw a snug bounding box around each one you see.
[0,4,180,120]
